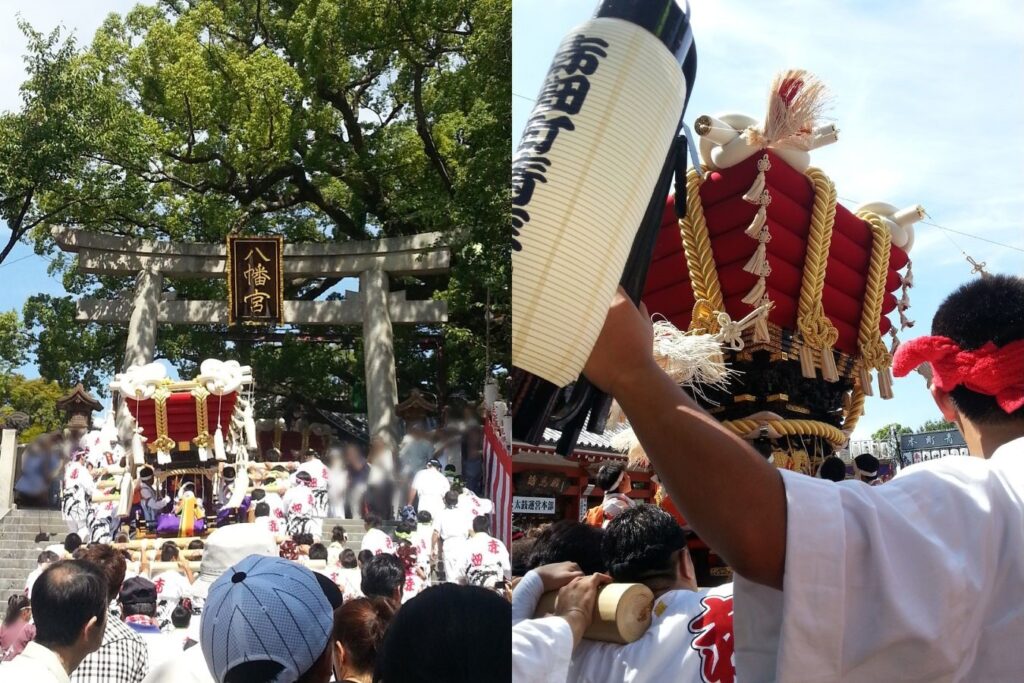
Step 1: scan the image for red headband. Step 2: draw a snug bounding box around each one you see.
[892,336,1024,413]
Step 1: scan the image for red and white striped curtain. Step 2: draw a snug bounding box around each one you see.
[483,416,512,547]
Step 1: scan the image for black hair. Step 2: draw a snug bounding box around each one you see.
[122,601,157,618]
[224,661,286,683]
[361,554,406,600]
[31,560,108,648]
[171,601,192,629]
[819,455,847,482]
[443,490,460,509]
[188,540,204,550]
[294,533,315,547]
[254,502,270,518]
[331,526,347,544]
[854,453,880,480]
[373,584,511,683]
[4,594,30,626]
[160,544,180,563]
[251,488,266,502]
[472,515,490,534]
[364,512,382,529]
[64,532,83,553]
[416,510,432,524]
[308,543,328,561]
[114,533,130,544]
[525,520,606,575]
[357,549,374,567]
[511,537,537,577]
[931,274,1024,423]
[396,520,416,535]
[596,462,625,491]
[296,471,312,483]
[601,504,688,583]
[37,550,59,564]
[341,548,358,569]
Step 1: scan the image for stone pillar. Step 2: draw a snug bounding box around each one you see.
[118,268,163,449]
[0,429,17,514]
[361,265,398,451]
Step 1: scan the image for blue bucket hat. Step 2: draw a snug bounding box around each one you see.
[200,554,333,682]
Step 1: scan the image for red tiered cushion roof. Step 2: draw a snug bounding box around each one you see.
[125,391,238,445]
[643,151,908,356]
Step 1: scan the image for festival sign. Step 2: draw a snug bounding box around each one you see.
[899,429,968,464]
[227,236,284,326]
[512,496,557,515]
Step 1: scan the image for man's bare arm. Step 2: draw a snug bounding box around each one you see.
[584,289,787,589]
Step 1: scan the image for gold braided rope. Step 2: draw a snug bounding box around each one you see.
[796,168,839,349]
[843,383,866,434]
[153,467,218,482]
[854,211,893,371]
[680,168,725,330]
[151,387,176,453]
[722,417,847,450]
[191,387,211,448]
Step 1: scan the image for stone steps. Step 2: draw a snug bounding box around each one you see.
[0,509,388,596]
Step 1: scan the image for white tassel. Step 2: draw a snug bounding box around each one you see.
[745,204,768,238]
[742,278,766,305]
[132,428,146,466]
[742,154,771,203]
[157,448,171,465]
[197,445,209,462]
[820,347,839,383]
[244,403,257,449]
[743,243,771,277]
[859,366,874,397]
[752,311,770,344]
[798,344,817,379]
[214,424,226,461]
[878,367,894,399]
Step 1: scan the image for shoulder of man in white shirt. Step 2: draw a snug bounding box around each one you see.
[571,583,734,681]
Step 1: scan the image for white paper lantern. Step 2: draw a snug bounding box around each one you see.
[512,17,687,388]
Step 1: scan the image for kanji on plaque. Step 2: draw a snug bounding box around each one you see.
[227,236,284,325]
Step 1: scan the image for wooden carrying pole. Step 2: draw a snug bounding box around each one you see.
[534,583,654,644]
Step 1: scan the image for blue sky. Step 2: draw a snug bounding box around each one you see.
[514,0,1024,439]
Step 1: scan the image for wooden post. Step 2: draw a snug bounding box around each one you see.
[361,265,399,450]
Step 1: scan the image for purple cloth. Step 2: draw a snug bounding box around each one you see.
[214,495,252,527]
[156,513,205,536]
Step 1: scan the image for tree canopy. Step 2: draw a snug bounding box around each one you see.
[0,373,67,441]
[3,0,510,415]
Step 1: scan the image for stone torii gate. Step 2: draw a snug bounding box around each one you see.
[52,227,450,449]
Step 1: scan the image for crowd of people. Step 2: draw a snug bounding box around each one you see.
[513,274,1024,681]
[1,414,513,681]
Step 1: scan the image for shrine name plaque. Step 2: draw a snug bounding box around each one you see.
[227,236,284,326]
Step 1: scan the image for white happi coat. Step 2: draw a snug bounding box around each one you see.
[61,461,95,527]
[457,490,493,519]
[282,484,316,537]
[570,583,735,683]
[138,479,171,525]
[360,527,395,556]
[292,459,331,517]
[461,532,510,589]
[411,467,451,520]
[436,505,472,582]
[735,435,1024,682]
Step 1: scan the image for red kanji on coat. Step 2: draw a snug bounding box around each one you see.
[487,540,499,554]
[687,594,735,683]
[471,553,483,567]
